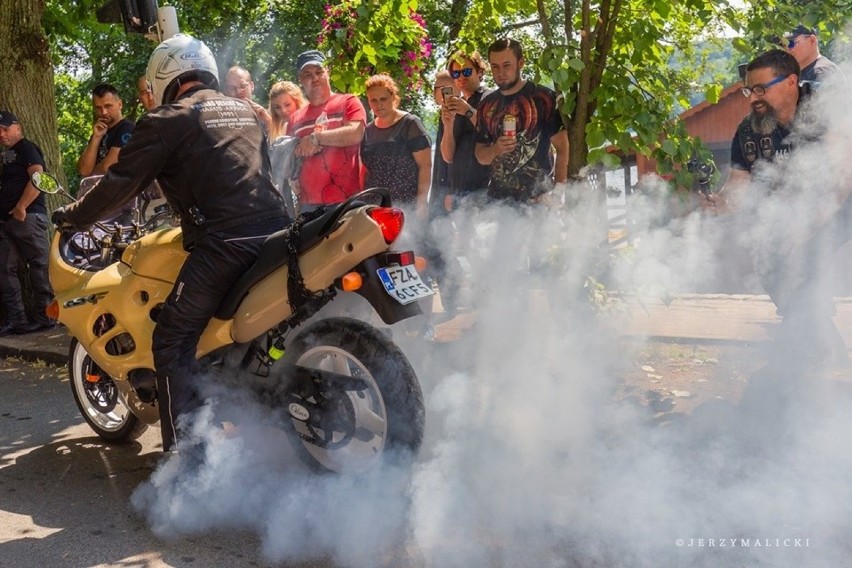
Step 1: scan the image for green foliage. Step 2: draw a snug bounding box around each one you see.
[454,0,743,181]
[317,0,434,96]
[732,0,851,56]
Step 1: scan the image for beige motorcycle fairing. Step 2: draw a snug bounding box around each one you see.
[50,206,392,426]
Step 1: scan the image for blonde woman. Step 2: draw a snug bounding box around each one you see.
[267,81,307,140]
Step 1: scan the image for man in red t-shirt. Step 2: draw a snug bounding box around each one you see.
[289,50,367,211]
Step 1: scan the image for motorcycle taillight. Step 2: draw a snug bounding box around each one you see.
[368,207,405,244]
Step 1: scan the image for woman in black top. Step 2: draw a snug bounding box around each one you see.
[361,74,432,217]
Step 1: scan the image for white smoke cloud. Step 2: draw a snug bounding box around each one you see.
[131,53,852,568]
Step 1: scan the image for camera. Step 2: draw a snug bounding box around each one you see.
[686,158,716,196]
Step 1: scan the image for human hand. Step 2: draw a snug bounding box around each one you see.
[249,101,272,129]
[294,135,321,158]
[92,119,108,138]
[494,135,517,157]
[10,206,26,222]
[440,106,455,125]
[447,97,472,117]
[699,191,728,215]
[51,206,74,230]
[444,194,454,212]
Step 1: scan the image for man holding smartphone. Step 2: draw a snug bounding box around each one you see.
[440,50,491,211]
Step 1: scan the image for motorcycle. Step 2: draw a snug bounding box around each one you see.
[33,172,430,474]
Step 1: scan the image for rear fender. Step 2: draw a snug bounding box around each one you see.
[346,253,422,325]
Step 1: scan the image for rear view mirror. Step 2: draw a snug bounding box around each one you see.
[32,171,61,195]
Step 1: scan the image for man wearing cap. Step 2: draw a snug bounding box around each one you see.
[288,50,367,211]
[77,83,135,176]
[785,24,840,83]
[0,111,55,335]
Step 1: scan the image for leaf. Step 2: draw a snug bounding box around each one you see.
[660,139,678,156]
[703,83,722,104]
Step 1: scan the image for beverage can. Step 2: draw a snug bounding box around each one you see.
[503,114,517,137]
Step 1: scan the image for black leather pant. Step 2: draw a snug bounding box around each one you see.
[153,217,287,451]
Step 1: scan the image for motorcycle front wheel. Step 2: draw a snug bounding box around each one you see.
[69,339,148,442]
[279,317,425,474]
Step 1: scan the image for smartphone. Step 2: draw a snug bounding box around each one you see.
[440,86,454,104]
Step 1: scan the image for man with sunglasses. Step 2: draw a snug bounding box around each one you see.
[707,49,851,371]
[440,50,491,211]
[784,25,839,84]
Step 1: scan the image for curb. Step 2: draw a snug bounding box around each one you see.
[0,328,69,367]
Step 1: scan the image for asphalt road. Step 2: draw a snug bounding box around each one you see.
[0,357,341,568]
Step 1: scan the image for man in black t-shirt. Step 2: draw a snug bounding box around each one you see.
[474,38,568,203]
[0,111,55,335]
[77,83,134,176]
[706,49,852,370]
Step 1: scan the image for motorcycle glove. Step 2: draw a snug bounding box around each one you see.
[51,207,79,231]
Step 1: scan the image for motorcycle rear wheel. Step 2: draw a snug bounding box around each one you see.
[279,317,424,474]
[69,339,148,442]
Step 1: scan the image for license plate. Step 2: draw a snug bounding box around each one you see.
[377,265,434,305]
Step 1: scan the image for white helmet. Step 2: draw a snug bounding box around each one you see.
[146,33,219,107]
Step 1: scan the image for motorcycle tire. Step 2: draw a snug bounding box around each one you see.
[278,317,425,474]
[69,338,148,442]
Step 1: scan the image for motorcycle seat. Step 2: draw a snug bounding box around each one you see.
[214,201,363,321]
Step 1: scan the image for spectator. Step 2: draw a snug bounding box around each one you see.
[361,73,432,214]
[361,73,434,338]
[223,65,273,131]
[474,38,569,204]
[785,24,840,83]
[705,49,851,369]
[77,83,134,176]
[53,35,290,453]
[430,70,455,216]
[267,80,306,141]
[441,50,491,210]
[137,75,155,111]
[288,50,367,212]
[0,111,55,335]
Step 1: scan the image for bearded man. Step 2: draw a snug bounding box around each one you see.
[705,49,852,371]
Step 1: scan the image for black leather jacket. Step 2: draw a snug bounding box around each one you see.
[65,86,289,248]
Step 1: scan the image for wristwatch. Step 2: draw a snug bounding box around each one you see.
[310,132,320,147]
[464,109,474,119]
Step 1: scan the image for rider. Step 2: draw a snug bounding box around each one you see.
[53,34,291,453]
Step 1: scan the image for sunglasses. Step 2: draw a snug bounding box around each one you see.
[450,68,474,79]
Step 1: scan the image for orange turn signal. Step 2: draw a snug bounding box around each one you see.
[341,272,363,291]
[415,256,427,272]
[45,300,60,321]
[85,374,100,383]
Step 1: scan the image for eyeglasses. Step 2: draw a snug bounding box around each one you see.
[740,74,788,98]
[787,38,801,49]
[225,81,251,94]
[450,68,474,79]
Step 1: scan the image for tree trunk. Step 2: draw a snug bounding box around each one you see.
[0,0,61,322]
